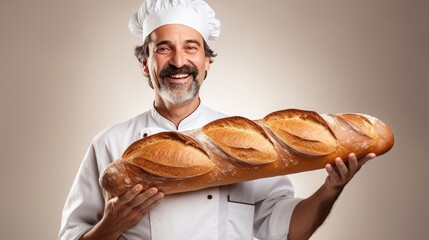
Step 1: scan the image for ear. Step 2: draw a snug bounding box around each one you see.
[204,57,210,71]
[142,58,149,77]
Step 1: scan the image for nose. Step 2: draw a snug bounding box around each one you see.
[169,50,187,68]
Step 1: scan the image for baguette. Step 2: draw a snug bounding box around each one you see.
[100,109,394,196]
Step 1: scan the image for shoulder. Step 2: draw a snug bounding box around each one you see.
[91,110,151,154]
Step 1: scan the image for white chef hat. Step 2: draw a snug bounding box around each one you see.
[129,0,221,42]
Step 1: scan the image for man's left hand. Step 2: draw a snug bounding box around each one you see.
[324,153,376,191]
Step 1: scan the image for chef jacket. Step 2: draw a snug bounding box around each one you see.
[59,102,302,240]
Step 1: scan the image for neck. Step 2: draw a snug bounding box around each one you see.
[154,95,201,127]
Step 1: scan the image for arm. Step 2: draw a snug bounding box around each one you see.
[81,185,164,240]
[59,142,164,240]
[287,153,376,240]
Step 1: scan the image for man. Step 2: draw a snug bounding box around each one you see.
[59,0,376,239]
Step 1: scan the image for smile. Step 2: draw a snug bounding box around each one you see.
[169,73,191,79]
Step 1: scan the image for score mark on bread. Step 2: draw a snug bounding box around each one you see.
[338,114,378,139]
[123,132,214,179]
[202,116,278,165]
[263,109,339,157]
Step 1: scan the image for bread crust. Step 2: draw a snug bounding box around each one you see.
[100,109,394,196]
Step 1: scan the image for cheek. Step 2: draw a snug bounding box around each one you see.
[148,57,164,77]
[191,55,210,72]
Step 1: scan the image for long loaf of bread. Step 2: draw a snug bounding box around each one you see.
[100,109,394,196]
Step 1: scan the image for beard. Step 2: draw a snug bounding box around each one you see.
[157,64,201,105]
[159,77,200,105]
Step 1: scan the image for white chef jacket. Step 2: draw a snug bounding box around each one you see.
[59,102,302,240]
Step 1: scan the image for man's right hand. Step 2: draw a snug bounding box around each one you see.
[80,184,164,240]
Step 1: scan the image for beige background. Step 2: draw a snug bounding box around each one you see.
[1,0,428,239]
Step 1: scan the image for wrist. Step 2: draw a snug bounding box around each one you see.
[80,219,122,240]
[322,182,344,196]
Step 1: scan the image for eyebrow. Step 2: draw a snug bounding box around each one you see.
[184,39,202,46]
[155,39,202,47]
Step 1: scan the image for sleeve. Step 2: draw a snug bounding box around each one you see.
[59,142,105,240]
[253,176,302,240]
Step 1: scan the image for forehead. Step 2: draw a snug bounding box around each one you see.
[149,24,204,45]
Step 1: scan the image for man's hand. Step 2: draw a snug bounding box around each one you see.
[288,152,377,240]
[324,153,376,191]
[103,184,164,230]
[81,184,164,240]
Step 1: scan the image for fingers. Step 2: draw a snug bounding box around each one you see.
[336,157,350,179]
[326,153,376,179]
[100,184,164,233]
[136,191,164,214]
[359,153,376,166]
[347,153,358,172]
[326,156,350,180]
[128,187,164,209]
[115,185,164,212]
[115,184,144,206]
[325,153,377,191]
[325,163,340,182]
[335,153,364,177]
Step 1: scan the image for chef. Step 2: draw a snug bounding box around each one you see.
[59,0,376,239]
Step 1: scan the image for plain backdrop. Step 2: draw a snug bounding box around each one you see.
[1,0,428,239]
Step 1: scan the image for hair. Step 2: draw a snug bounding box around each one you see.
[134,36,217,88]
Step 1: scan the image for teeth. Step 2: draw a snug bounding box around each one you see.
[169,73,190,79]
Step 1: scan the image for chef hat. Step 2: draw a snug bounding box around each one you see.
[129,0,221,42]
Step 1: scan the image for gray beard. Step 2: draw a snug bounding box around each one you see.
[158,78,200,105]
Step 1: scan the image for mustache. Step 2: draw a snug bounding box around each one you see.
[159,65,199,79]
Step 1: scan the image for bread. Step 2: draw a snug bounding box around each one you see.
[99,109,394,196]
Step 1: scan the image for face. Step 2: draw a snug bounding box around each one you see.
[142,24,210,105]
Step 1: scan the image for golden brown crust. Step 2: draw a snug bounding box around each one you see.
[202,116,278,165]
[124,132,214,179]
[99,109,395,196]
[263,109,339,157]
[338,114,378,139]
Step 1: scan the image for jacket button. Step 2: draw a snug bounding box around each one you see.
[207,195,213,200]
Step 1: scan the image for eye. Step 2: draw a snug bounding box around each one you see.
[155,46,172,55]
[185,45,199,53]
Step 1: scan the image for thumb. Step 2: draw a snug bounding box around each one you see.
[103,189,114,202]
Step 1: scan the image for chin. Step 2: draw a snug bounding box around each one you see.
[160,80,200,105]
